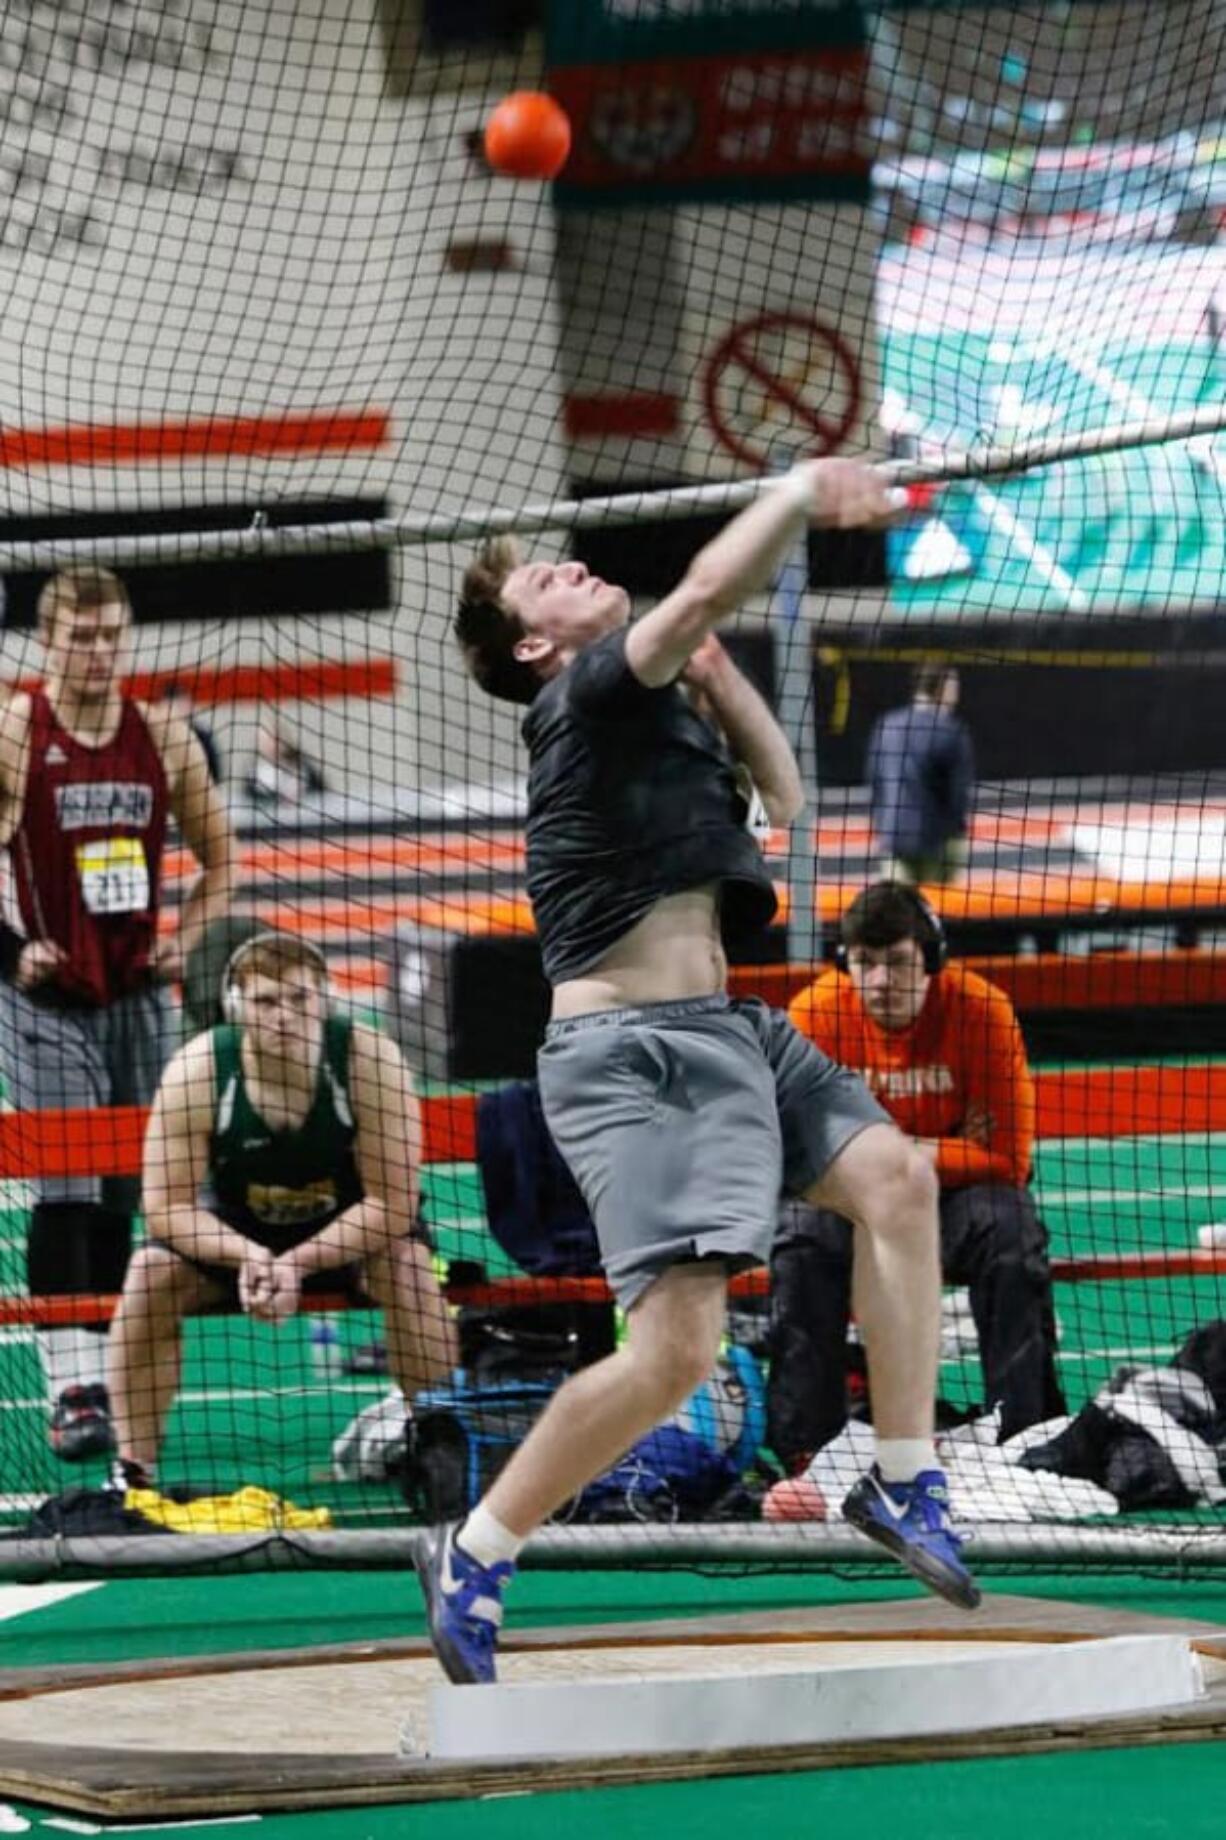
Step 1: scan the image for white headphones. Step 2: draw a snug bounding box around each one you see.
[220,931,331,1026]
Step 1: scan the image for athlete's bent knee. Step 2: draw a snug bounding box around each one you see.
[863,1136,937,1226]
[635,1317,721,1405]
[367,1236,429,1300]
[122,1245,192,1310]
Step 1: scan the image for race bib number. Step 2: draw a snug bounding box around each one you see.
[75,837,150,915]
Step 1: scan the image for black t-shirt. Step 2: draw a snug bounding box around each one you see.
[521,628,778,983]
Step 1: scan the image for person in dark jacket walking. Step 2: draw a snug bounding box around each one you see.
[867,663,974,886]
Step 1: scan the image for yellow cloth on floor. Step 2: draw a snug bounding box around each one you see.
[126,1485,332,1534]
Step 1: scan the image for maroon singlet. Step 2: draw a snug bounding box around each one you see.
[5,692,169,1005]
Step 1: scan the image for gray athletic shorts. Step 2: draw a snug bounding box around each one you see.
[536,994,888,1310]
[0,979,172,1211]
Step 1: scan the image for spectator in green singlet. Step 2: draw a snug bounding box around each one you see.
[105,930,457,1487]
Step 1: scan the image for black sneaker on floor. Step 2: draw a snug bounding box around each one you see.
[49,1384,117,1462]
[107,1455,155,1494]
[342,1340,389,1377]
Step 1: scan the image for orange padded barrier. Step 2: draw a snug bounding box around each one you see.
[0,1068,1221,1328]
[0,1066,1222,1184]
[149,880,1226,944]
[728,950,1226,1014]
[238,949,1226,1010]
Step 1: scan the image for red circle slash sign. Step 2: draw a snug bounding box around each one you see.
[702,310,861,470]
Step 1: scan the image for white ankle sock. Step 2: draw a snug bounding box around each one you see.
[876,1438,938,1483]
[39,1328,107,1397]
[457,1503,525,1569]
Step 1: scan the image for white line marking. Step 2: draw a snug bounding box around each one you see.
[893,389,1090,610]
[1058,1347,1173,1361]
[1031,337,1226,486]
[0,1380,394,1409]
[0,1583,101,1622]
[1041,1186,1226,1205]
[45,1822,261,1836]
[939,1346,1172,1367]
[970,481,1091,610]
[109,1819,262,1835]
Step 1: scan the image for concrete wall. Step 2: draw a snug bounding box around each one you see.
[0,0,570,793]
[0,0,900,800]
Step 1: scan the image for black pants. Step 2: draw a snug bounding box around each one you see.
[766,1182,1067,1467]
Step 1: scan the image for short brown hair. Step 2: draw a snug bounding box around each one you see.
[842,882,941,956]
[911,660,954,701]
[227,931,328,991]
[37,567,132,636]
[453,536,540,705]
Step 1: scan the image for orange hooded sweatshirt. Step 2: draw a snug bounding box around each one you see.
[788,963,1034,1189]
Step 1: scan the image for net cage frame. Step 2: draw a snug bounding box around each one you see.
[4,1522,1226,1585]
[0,405,1222,574]
[5,397,1226,1577]
[2,3,1225,1575]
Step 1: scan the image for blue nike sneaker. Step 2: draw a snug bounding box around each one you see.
[842,1466,981,1611]
[416,1522,515,1684]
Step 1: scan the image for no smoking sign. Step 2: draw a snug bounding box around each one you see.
[701,309,861,470]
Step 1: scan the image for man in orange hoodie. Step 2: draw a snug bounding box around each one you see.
[769,881,1065,1468]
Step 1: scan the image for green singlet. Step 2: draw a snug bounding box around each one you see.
[207,1015,364,1254]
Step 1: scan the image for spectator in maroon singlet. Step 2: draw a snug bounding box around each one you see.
[149,681,223,785]
[0,568,239,1460]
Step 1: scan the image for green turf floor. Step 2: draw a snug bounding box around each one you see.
[4,1096,1226,1836]
[2,1568,1226,1838]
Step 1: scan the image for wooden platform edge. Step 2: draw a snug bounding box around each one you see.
[3,1594,1221,1702]
[4,1686,1226,1818]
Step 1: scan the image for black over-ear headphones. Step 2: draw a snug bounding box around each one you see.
[220,931,331,1025]
[833,885,948,977]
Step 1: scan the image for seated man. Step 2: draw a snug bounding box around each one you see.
[769,882,1065,1469]
[106,930,458,1487]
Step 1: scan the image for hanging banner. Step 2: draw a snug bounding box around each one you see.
[548,1,864,64]
[546,1,869,207]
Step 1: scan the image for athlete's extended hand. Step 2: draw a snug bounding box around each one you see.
[15,940,69,991]
[799,457,904,531]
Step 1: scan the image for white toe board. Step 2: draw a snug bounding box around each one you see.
[427,1635,1203,1762]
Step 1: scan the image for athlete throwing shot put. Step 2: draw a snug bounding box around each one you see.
[420,457,980,1684]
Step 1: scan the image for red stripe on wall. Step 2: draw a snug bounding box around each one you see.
[0,411,390,469]
[125,659,398,707]
[563,392,681,439]
[6,659,397,707]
